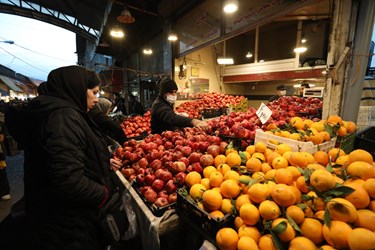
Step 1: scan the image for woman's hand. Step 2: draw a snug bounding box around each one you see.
[192,119,210,131]
[110,158,123,171]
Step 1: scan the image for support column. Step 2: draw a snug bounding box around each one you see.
[341,0,375,121]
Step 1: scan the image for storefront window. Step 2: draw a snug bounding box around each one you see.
[258,21,297,62]
[226,30,255,65]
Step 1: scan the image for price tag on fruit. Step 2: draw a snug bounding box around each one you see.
[256,102,272,124]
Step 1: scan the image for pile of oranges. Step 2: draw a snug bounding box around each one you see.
[265,115,357,145]
[183,140,375,250]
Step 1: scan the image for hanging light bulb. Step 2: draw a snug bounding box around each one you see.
[294,46,307,53]
[246,52,253,58]
[223,0,239,13]
[110,26,124,38]
[117,7,135,24]
[143,46,153,55]
[168,32,178,41]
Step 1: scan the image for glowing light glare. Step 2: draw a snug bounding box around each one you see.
[217,57,234,65]
[301,38,307,43]
[168,33,178,41]
[294,46,307,53]
[223,2,238,13]
[246,52,253,58]
[143,48,153,55]
[110,29,124,38]
[100,90,105,95]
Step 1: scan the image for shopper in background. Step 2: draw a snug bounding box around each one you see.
[299,82,310,97]
[269,84,287,102]
[4,65,117,249]
[128,94,145,115]
[113,92,127,115]
[151,78,210,134]
[0,109,10,201]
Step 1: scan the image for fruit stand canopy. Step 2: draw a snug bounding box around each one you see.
[0,75,22,92]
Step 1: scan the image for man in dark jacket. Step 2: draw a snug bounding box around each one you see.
[269,84,287,102]
[4,66,115,249]
[151,78,210,134]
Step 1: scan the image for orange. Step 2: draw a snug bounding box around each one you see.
[313,151,329,166]
[209,171,224,187]
[248,183,271,204]
[220,179,241,198]
[217,163,231,176]
[214,154,227,167]
[345,121,356,133]
[314,210,325,221]
[276,144,292,155]
[265,169,276,180]
[255,141,267,153]
[258,200,280,221]
[189,183,206,201]
[310,121,325,132]
[354,209,375,231]
[210,210,225,218]
[303,119,314,127]
[258,234,277,250]
[234,216,244,230]
[203,166,217,178]
[322,220,352,249]
[216,227,239,250]
[223,170,240,181]
[274,168,293,185]
[328,148,345,162]
[266,151,280,165]
[343,181,370,209]
[348,228,375,250]
[306,163,326,171]
[290,116,303,125]
[369,200,375,212]
[225,148,238,156]
[309,169,336,192]
[252,171,266,183]
[245,145,256,156]
[326,197,358,223]
[237,236,258,250]
[266,122,278,131]
[347,161,375,180]
[296,175,309,193]
[272,156,289,169]
[289,185,302,204]
[221,198,235,215]
[289,151,314,167]
[286,166,301,181]
[239,203,259,226]
[289,237,317,250]
[270,184,296,207]
[252,152,266,162]
[271,218,296,242]
[261,162,272,173]
[201,178,210,190]
[320,245,337,250]
[299,218,324,244]
[264,148,273,160]
[289,133,302,141]
[336,126,347,137]
[185,171,202,188]
[245,157,262,172]
[348,149,373,164]
[309,132,324,145]
[235,194,251,211]
[286,205,305,224]
[327,115,343,126]
[202,189,223,211]
[363,178,375,198]
[305,191,326,211]
[292,119,305,130]
[226,152,241,167]
[237,225,260,243]
[320,131,331,142]
[335,155,350,166]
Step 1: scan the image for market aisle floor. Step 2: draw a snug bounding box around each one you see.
[0,151,24,222]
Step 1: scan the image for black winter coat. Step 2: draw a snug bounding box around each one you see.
[150,95,193,134]
[5,67,112,249]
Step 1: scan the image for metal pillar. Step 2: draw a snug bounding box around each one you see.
[341,0,375,122]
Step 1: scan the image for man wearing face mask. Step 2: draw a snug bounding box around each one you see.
[151,78,210,134]
[269,84,287,102]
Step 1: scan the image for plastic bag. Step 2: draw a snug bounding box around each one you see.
[122,190,138,240]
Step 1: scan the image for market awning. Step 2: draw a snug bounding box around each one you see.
[0,76,23,92]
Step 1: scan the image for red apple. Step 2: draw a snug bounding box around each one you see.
[168,193,177,203]
[138,158,149,168]
[153,197,169,207]
[144,174,156,186]
[152,179,165,192]
[175,172,187,187]
[207,145,220,157]
[171,161,186,174]
[135,173,145,185]
[144,188,157,203]
[157,190,169,199]
[200,154,214,167]
[188,152,202,163]
[165,179,177,194]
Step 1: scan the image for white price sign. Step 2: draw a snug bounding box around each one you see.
[256,102,272,124]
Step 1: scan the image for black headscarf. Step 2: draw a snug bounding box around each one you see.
[46,65,97,112]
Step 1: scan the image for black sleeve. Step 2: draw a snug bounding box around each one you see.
[157,102,193,127]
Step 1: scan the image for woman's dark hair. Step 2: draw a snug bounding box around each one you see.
[87,70,101,89]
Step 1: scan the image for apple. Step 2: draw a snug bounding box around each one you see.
[168,193,177,203]
[121,167,135,179]
[180,157,190,167]
[138,157,149,168]
[165,179,177,194]
[152,179,165,192]
[139,185,152,195]
[175,172,187,187]
[144,174,156,186]
[153,197,169,207]
[135,173,145,185]
[191,162,203,174]
[149,159,162,171]
[207,145,220,157]
[171,161,186,174]
[157,190,169,199]
[144,188,157,203]
[200,154,214,167]
[188,152,202,163]
[181,146,192,156]
[136,168,146,175]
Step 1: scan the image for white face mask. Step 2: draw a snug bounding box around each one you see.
[280,90,286,96]
[165,94,177,104]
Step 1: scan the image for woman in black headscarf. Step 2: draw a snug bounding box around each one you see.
[5,66,116,249]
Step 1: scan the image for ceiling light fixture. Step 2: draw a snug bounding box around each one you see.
[217,57,234,65]
[143,46,153,55]
[246,52,253,58]
[294,46,307,53]
[223,0,239,13]
[117,7,135,24]
[301,38,307,43]
[168,32,178,41]
[110,27,124,38]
